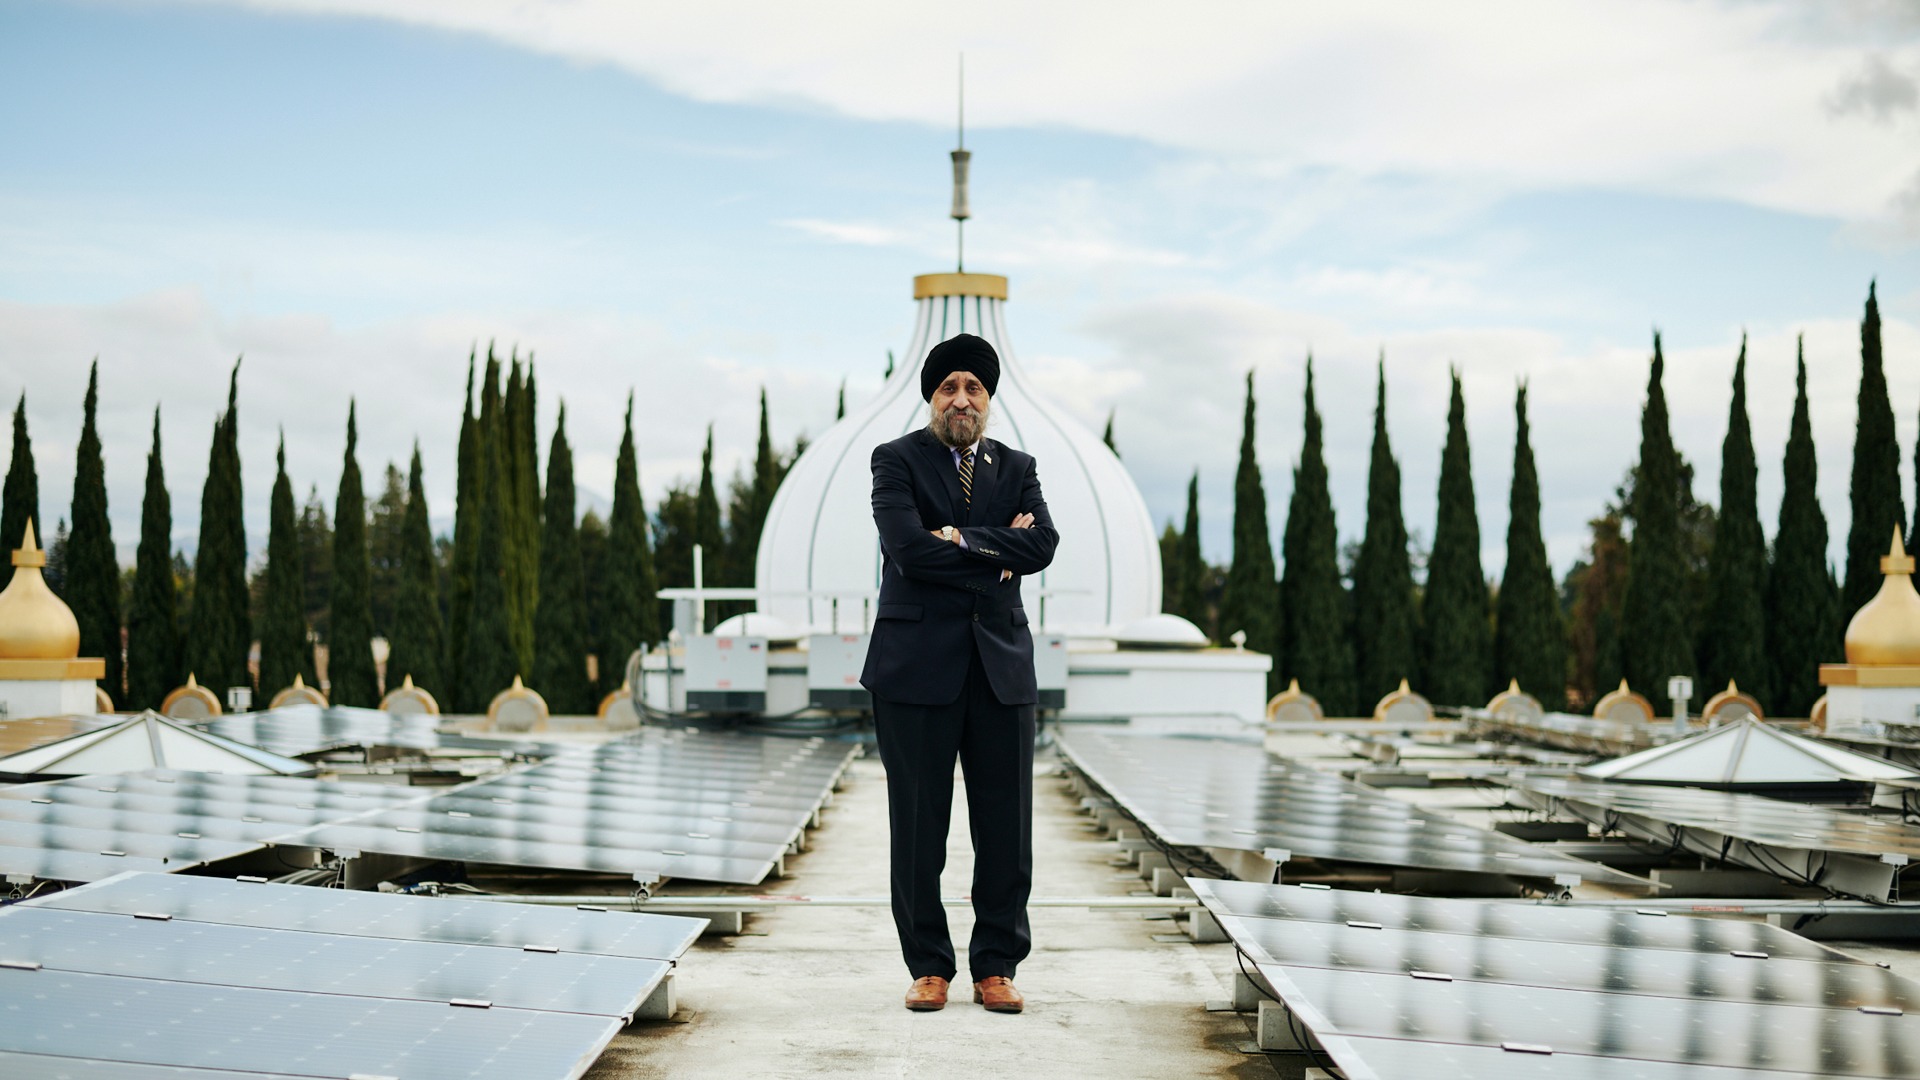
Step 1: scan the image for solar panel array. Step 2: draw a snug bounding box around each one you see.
[293,728,854,884]
[0,769,421,884]
[1196,877,1920,1079]
[1510,775,1920,901]
[199,703,557,760]
[0,728,856,887]
[1054,728,1646,888]
[0,871,703,1079]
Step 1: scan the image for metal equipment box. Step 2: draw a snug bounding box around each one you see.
[685,635,769,713]
[1035,632,1067,709]
[807,633,872,710]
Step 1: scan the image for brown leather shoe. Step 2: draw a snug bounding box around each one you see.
[972,975,1024,1013]
[905,976,949,1011]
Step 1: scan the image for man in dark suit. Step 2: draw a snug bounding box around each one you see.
[861,332,1059,1015]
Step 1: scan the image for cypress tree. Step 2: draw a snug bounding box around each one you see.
[1280,359,1357,715]
[695,426,724,588]
[1845,281,1906,616]
[1103,410,1118,457]
[1351,359,1417,708]
[1421,369,1491,705]
[502,360,535,677]
[327,403,378,706]
[1218,370,1281,689]
[258,436,311,695]
[445,353,479,710]
[127,409,178,709]
[67,363,122,702]
[1700,339,1770,701]
[1620,334,1695,694]
[1494,382,1565,704]
[602,393,660,689]
[533,406,591,713]
[728,390,778,589]
[463,363,519,700]
[187,362,249,692]
[1170,472,1206,634]
[1,393,38,583]
[1158,521,1182,623]
[1766,339,1841,716]
[386,445,443,697]
[579,508,609,681]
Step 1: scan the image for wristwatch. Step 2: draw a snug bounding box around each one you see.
[941,526,957,543]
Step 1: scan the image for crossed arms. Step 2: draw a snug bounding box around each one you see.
[870,441,1059,591]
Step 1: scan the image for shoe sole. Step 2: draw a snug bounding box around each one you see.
[905,1001,946,1012]
[973,994,1023,1013]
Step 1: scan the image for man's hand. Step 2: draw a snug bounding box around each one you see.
[1010,512,1034,529]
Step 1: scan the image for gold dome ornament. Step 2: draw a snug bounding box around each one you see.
[1844,526,1920,667]
[268,673,328,709]
[161,673,222,719]
[1265,678,1325,724]
[1592,679,1655,725]
[0,520,82,660]
[379,673,439,715]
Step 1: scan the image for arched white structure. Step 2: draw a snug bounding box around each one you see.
[755,272,1161,636]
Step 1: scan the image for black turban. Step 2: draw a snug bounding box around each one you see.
[921,333,1001,401]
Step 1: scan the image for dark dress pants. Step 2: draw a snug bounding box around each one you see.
[872,646,1035,982]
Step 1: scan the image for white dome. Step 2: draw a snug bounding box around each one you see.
[710,611,806,643]
[1111,614,1208,648]
[756,273,1161,636]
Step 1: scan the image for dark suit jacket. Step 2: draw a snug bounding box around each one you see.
[859,427,1059,706]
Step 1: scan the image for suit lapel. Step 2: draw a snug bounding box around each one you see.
[915,429,967,525]
[965,439,1002,526]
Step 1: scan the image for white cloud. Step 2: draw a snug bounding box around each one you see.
[780,218,921,248]
[208,0,1920,223]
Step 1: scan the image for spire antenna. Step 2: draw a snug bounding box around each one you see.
[949,53,971,272]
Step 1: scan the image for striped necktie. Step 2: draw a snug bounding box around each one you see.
[958,447,974,507]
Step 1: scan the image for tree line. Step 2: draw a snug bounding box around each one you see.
[3,347,808,714]
[1159,282,1899,718]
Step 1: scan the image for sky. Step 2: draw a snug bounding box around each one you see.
[2,0,1919,581]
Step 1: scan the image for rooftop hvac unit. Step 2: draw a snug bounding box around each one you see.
[685,636,768,713]
[807,634,872,710]
[1036,633,1067,709]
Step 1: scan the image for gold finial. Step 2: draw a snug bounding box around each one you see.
[402,674,415,689]
[1396,678,1411,693]
[1884,525,1915,576]
[187,673,199,688]
[1844,523,1920,665]
[1287,678,1301,694]
[1508,678,1521,693]
[12,518,45,568]
[1726,678,1738,693]
[291,673,306,689]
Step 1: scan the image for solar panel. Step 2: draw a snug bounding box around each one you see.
[1509,775,1920,901]
[0,969,623,1080]
[32,871,705,962]
[0,872,704,1079]
[1056,728,1646,888]
[1190,878,1848,961]
[0,906,671,1022]
[1200,880,1920,1079]
[0,1051,313,1079]
[0,844,177,885]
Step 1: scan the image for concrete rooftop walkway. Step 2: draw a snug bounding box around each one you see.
[585,743,1279,1079]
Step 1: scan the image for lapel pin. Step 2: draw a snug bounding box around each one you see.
[984,453,993,464]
